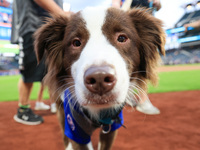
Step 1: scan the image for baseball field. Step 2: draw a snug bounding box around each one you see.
[0,64,200,150]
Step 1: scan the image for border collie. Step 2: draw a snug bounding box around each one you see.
[34,7,165,150]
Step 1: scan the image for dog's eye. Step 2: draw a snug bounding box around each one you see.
[117,35,128,43]
[72,39,81,47]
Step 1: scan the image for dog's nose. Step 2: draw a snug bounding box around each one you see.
[84,66,116,96]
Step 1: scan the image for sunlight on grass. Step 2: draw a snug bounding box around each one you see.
[0,75,49,101]
[148,70,200,93]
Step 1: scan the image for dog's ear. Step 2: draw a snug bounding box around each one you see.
[34,14,68,62]
[128,8,166,85]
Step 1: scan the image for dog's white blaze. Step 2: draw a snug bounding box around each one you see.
[72,7,129,112]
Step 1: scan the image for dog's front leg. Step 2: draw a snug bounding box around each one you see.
[56,99,69,148]
[98,130,118,150]
[56,100,94,150]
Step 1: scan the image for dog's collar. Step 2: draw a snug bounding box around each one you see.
[63,89,124,134]
[82,105,124,125]
[83,106,124,134]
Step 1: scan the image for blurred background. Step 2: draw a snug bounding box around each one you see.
[156,0,200,65]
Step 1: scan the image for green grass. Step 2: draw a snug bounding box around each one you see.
[0,40,19,54]
[148,70,200,93]
[0,69,200,102]
[0,40,10,45]
[0,75,49,102]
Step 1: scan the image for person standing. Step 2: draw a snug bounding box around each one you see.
[11,0,69,125]
[113,0,162,115]
[184,20,200,32]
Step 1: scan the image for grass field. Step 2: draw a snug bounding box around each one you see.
[0,69,200,102]
[148,70,200,93]
[0,40,19,54]
[0,75,49,102]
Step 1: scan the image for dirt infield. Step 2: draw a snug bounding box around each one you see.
[158,65,200,72]
[0,90,200,150]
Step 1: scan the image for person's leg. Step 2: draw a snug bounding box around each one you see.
[18,78,33,106]
[14,33,44,125]
[35,83,50,110]
[37,83,44,102]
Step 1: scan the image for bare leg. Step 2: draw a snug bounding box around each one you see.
[37,83,44,102]
[18,78,33,106]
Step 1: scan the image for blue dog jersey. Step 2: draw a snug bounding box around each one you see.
[63,89,124,144]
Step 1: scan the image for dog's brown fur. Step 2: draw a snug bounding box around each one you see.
[34,8,165,150]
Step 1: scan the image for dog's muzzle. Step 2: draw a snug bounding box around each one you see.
[84,66,116,96]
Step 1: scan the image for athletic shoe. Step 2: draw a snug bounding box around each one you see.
[14,108,44,125]
[51,103,57,113]
[136,99,160,115]
[34,102,50,110]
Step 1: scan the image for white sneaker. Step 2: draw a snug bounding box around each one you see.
[51,103,57,113]
[136,99,160,115]
[35,102,50,110]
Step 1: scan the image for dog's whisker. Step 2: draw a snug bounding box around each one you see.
[63,88,77,109]
[131,84,149,101]
[52,81,74,96]
[125,91,134,106]
[53,84,75,107]
[127,89,138,102]
[58,100,63,111]
[131,70,146,74]
[125,91,136,106]
[128,85,144,103]
[126,87,139,106]
[50,78,74,93]
[65,67,72,73]
[131,88,149,105]
[130,70,156,77]
[58,75,73,82]
[51,82,73,98]
[57,76,73,82]
[130,77,148,86]
[69,90,83,112]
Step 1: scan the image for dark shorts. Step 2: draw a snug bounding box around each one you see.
[131,0,149,8]
[18,32,45,83]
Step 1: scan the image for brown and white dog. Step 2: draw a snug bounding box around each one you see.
[34,7,165,150]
